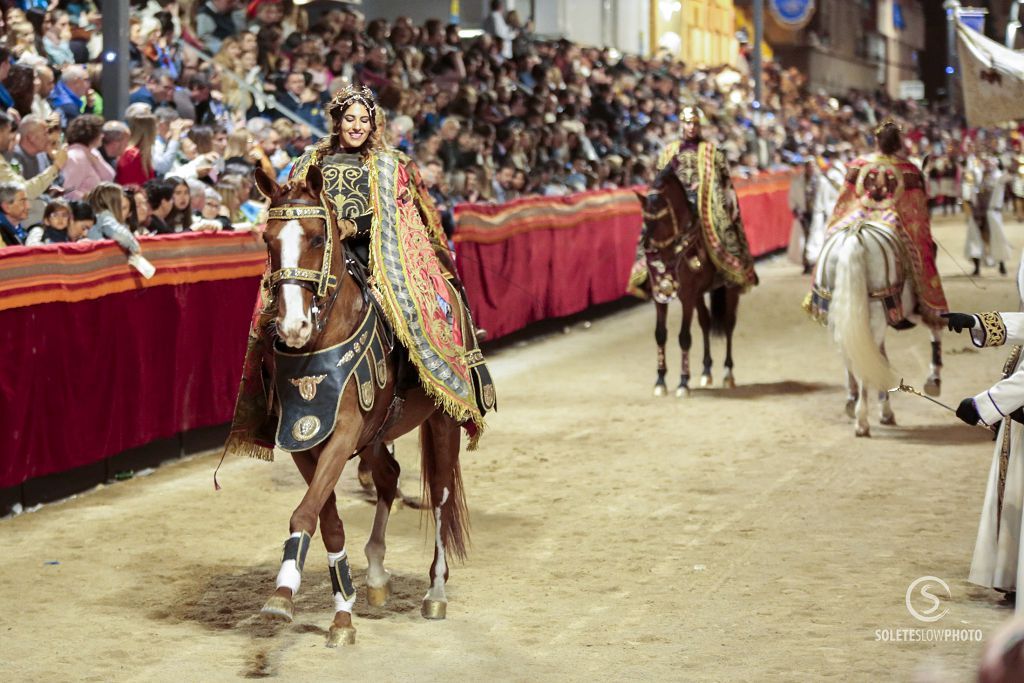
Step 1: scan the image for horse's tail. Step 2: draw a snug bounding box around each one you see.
[829,229,898,391]
[420,421,470,562]
[709,286,729,337]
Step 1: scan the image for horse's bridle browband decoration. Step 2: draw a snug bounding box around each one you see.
[266,201,339,299]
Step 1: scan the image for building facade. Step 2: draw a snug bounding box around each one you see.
[736,0,926,98]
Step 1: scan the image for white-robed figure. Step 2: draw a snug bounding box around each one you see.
[964,155,1011,276]
[786,158,815,272]
[804,155,846,267]
[944,264,1024,605]
[983,158,1013,273]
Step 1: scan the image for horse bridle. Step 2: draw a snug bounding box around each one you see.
[266,197,340,332]
[640,187,699,255]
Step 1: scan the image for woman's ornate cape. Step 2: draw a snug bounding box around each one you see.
[824,153,948,325]
[291,143,485,437]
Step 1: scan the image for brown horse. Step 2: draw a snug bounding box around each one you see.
[252,165,468,647]
[636,167,742,397]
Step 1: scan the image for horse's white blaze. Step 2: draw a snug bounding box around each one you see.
[278,220,309,338]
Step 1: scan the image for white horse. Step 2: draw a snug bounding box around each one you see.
[813,220,943,436]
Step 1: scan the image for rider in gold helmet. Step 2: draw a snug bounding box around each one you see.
[629,105,758,297]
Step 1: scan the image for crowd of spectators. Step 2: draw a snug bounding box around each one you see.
[0,0,1021,249]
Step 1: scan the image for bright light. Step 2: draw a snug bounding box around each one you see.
[659,0,682,21]
[104,51,117,63]
[945,66,955,74]
[458,29,484,39]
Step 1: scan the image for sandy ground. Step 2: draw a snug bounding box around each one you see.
[3,215,1024,682]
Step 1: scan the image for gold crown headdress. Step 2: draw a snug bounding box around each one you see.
[329,84,377,118]
[681,106,705,123]
[873,118,903,136]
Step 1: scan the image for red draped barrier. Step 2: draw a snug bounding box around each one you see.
[0,232,264,488]
[1,173,792,487]
[453,171,794,341]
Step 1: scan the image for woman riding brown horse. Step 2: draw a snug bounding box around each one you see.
[637,167,742,396]
[253,164,469,647]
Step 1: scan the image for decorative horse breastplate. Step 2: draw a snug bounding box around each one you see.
[274,305,388,452]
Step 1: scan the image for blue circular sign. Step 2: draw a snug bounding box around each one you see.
[769,0,816,29]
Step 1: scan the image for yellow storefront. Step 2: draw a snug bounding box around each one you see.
[650,0,738,67]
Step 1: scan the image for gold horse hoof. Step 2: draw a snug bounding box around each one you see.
[260,595,294,623]
[924,379,941,397]
[855,427,871,438]
[421,599,447,620]
[326,625,357,647]
[700,374,713,388]
[653,384,667,397]
[366,581,391,607]
[723,376,736,389]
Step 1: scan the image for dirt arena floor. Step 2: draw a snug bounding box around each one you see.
[3,215,1024,682]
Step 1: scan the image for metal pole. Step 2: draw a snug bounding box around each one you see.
[943,0,961,112]
[100,2,129,120]
[753,0,763,108]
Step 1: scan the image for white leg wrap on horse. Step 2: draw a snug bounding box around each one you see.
[275,531,309,594]
[427,492,449,601]
[328,549,357,613]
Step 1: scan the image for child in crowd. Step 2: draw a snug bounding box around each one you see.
[68,201,95,241]
[85,182,140,254]
[25,199,74,245]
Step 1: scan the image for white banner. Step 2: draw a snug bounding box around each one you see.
[957,19,1024,127]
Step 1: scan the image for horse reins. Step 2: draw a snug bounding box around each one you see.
[640,189,701,265]
[265,195,406,456]
[266,198,341,333]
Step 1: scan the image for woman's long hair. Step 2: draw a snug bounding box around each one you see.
[326,98,386,156]
[127,113,158,175]
[166,177,193,232]
[87,182,127,224]
[224,128,252,159]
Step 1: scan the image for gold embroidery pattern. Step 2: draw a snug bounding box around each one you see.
[289,374,327,401]
[979,312,1007,347]
[321,153,371,218]
[997,345,1023,534]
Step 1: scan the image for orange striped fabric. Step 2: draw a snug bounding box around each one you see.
[453,172,796,244]
[0,231,266,312]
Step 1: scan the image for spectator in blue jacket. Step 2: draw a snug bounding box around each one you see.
[275,71,324,131]
[49,65,90,127]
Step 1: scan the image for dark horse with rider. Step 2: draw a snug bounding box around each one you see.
[629,105,758,396]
